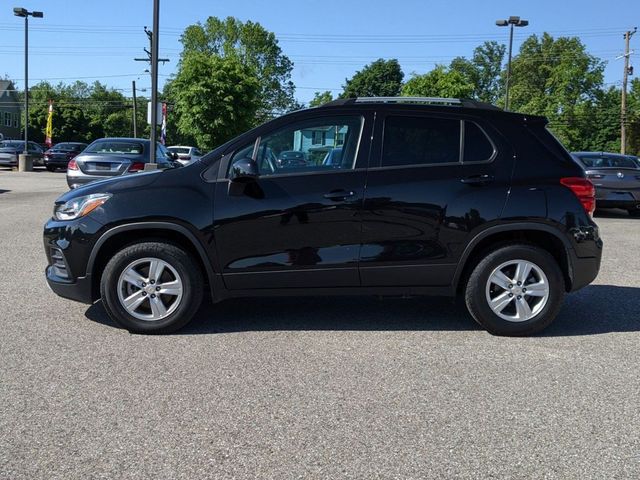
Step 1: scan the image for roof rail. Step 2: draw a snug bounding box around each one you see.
[321,96,501,110]
[356,96,462,106]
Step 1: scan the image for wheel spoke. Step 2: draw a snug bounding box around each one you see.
[148,259,165,282]
[490,291,513,313]
[524,281,548,297]
[157,279,182,296]
[515,261,533,284]
[149,296,167,318]
[122,269,145,287]
[490,270,513,290]
[515,297,533,320]
[123,290,147,312]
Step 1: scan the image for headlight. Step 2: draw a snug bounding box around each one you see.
[54,193,112,221]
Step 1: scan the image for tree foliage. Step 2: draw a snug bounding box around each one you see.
[449,41,505,103]
[309,91,334,107]
[402,65,474,98]
[25,81,143,144]
[341,59,404,98]
[170,52,260,151]
[179,16,295,116]
[508,33,605,149]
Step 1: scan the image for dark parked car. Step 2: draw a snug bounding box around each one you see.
[0,140,44,167]
[66,138,180,189]
[44,97,602,336]
[572,151,640,216]
[44,142,88,171]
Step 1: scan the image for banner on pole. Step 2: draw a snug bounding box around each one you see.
[44,100,53,148]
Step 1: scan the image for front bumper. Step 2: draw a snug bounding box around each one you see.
[45,266,94,304]
[44,216,104,303]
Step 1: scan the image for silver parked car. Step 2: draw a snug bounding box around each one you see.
[572,151,640,216]
[167,145,203,165]
[67,138,180,189]
[0,140,44,168]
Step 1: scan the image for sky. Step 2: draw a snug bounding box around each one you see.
[0,0,638,104]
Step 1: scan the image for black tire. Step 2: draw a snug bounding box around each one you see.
[628,208,640,217]
[46,165,56,172]
[100,241,203,334]
[464,244,565,336]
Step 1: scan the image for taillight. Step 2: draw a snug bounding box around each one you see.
[128,162,145,172]
[67,159,78,170]
[560,177,596,216]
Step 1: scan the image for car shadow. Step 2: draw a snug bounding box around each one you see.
[84,284,640,337]
[0,189,10,194]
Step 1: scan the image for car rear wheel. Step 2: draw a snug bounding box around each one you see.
[464,244,565,336]
[100,241,203,334]
[46,165,56,172]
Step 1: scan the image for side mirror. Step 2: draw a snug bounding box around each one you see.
[230,157,259,183]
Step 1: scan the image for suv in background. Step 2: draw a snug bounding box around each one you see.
[44,97,602,336]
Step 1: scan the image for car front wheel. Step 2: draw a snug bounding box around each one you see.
[100,241,203,334]
[464,244,565,336]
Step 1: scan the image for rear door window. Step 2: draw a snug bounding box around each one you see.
[382,116,460,167]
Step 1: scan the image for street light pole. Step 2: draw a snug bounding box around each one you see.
[496,16,528,111]
[13,7,43,154]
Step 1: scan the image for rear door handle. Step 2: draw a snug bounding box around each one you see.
[461,174,494,185]
[324,189,355,201]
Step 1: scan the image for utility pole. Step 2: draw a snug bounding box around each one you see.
[134,8,169,167]
[621,27,637,155]
[148,0,160,167]
[132,80,138,138]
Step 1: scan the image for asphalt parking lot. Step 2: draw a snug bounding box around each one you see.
[1,169,639,479]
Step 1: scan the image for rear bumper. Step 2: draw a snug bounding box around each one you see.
[45,266,94,304]
[596,199,640,209]
[569,254,601,292]
[45,158,71,167]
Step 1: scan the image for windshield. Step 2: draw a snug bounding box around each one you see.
[168,147,190,154]
[54,143,85,151]
[85,141,144,154]
[578,155,639,169]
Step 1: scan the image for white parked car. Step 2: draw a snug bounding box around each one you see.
[167,146,202,165]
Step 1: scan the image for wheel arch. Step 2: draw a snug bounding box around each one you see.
[453,223,575,294]
[87,222,217,302]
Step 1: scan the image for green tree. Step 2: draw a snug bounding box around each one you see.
[402,65,474,98]
[450,41,506,103]
[508,33,604,149]
[309,91,334,107]
[179,16,295,116]
[627,78,640,155]
[341,59,404,98]
[170,52,260,150]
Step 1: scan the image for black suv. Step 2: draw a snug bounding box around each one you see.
[44,97,602,336]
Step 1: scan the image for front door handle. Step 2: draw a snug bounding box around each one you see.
[324,189,355,201]
[461,174,494,186]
